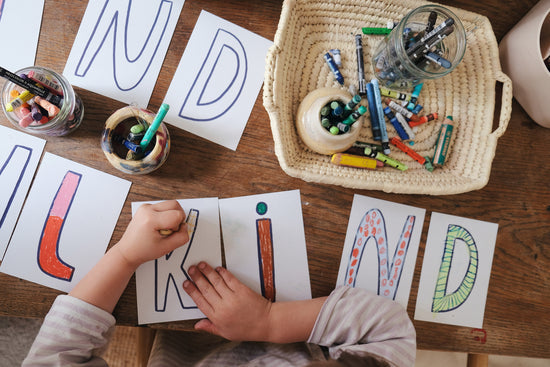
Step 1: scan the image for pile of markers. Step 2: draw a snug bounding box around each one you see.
[1,66,63,128]
[319,94,367,135]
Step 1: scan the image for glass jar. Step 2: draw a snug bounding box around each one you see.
[101,106,170,175]
[372,5,466,89]
[1,66,84,136]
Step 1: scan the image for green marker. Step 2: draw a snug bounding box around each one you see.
[364,146,408,171]
[140,103,169,150]
[342,105,367,125]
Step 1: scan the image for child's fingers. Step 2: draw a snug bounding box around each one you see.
[155,209,186,232]
[216,266,241,292]
[150,200,184,212]
[188,265,222,305]
[194,319,220,336]
[183,279,214,315]
[197,262,232,297]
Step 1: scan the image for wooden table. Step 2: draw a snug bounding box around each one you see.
[1,0,549,360]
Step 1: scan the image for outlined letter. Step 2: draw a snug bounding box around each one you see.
[344,208,416,300]
[37,171,82,281]
[155,209,199,312]
[432,224,478,312]
[0,145,32,230]
[74,0,173,91]
[255,201,275,301]
[178,28,247,121]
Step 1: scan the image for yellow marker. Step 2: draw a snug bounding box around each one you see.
[331,153,382,169]
[6,90,34,112]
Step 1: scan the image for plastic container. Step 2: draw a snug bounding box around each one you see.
[1,66,84,136]
[372,5,467,89]
[101,106,170,175]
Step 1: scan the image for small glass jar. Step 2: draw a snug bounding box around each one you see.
[372,5,466,89]
[1,66,84,136]
[101,106,170,175]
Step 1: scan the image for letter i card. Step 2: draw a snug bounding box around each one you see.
[414,212,498,328]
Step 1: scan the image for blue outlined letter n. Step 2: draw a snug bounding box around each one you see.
[178,29,248,121]
[74,0,173,91]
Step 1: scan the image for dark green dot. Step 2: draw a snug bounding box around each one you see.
[256,202,268,215]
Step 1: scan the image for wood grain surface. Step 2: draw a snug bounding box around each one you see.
[1,0,548,358]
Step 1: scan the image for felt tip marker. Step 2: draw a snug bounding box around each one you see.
[140,103,169,149]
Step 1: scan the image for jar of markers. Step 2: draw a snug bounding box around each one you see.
[1,66,84,136]
[372,5,467,89]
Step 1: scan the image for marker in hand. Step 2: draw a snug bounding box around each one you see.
[140,103,170,150]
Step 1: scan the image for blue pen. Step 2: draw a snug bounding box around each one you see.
[323,52,344,85]
[140,103,170,150]
[366,82,381,141]
[371,79,391,154]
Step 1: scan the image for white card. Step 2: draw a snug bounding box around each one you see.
[414,212,498,328]
[163,10,273,150]
[63,0,185,107]
[0,125,46,258]
[219,190,311,302]
[0,153,131,293]
[337,194,425,308]
[132,198,222,324]
[0,0,45,71]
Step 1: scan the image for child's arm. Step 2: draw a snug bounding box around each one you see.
[70,200,189,313]
[23,200,189,366]
[183,262,327,343]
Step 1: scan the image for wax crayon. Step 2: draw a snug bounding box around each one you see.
[384,98,419,121]
[342,105,367,125]
[366,82,381,141]
[390,136,426,165]
[34,96,60,117]
[433,116,455,166]
[395,112,415,139]
[380,87,412,101]
[409,112,438,127]
[323,52,344,85]
[6,90,34,112]
[371,79,391,154]
[331,153,382,169]
[364,146,408,171]
[383,107,409,140]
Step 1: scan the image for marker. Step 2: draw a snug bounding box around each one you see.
[407,83,424,110]
[426,11,438,33]
[140,103,169,150]
[331,153,382,169]
[371,78,391,154]
[395,112,415,139]
[343,95,362,115]
[366,82,381,141]
[390,136,426,165]
[355,35,367,95]
[384,98,419,121]
[433,116,455,166]
[0,66,62,107]
[364,146,408,171]
[323,52,344,85]
[380,87,411,101]
[425,51,452,69]
[342,105,367,125]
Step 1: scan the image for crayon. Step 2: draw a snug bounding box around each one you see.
[409,112,438,127]
[331,153,383,169]
[342,105,367,125]
[28,70,63,95]
[364,146,408,171]
[140,103,169,149]
[0,66,62,107]
[366,82,381,141]
[5,90,34,112]
[34,96,60,117]
[390,136,426,165]
[323,52,344,85]
[371,78,391,154]
[433,116,455,166]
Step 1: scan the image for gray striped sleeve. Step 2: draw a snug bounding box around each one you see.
[308,286,416,366]
[22,295,115,367]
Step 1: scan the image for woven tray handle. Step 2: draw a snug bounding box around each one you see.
[263,45,280,113]
[491,70,513,138]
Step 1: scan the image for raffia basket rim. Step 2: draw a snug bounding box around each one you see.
[263,0,512,195]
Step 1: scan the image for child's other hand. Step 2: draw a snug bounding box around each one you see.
[183,262,273,342]
[116,200,189,268]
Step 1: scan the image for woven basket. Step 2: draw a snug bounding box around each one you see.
[263,0,512,195]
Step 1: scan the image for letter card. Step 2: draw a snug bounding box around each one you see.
[414,212,498,328]
[162,10,273,150]
[132,198,222,324]
[219,190,311,302]
[0,153,131,293]
[0,0,45,71]
[0,125,45,259]
[337,194,425,308]
[63,0,185,107]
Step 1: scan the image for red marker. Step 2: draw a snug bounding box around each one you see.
[390,137,426,165]
[409,112,438,127]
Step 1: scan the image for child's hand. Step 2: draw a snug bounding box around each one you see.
[183,262,273,342]
[116,200,189,269]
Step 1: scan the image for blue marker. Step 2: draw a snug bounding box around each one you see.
[425,51,452,69]
[383,107,409,140]
[371,78,391,154]
[407,83,423,111]
[366,82,381,141]
[323,52,344,85]
[140,103,169,150]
